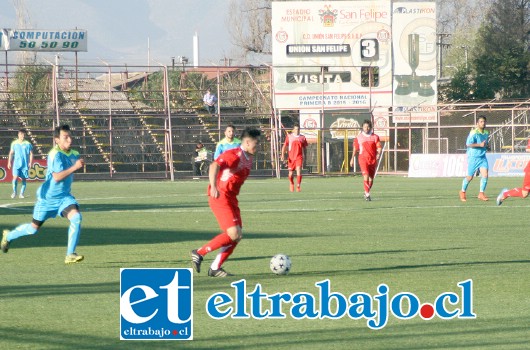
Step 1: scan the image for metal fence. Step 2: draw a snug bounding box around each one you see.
[1,63,529,179]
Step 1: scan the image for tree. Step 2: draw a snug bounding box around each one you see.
[227,0,272,63]
[471,0,530,99]
[439,0,487,80]
[11,65,53,113]
[443,68,473,100]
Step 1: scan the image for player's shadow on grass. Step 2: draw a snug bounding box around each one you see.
[1,227,314,250]
[228,247,469,263]
[358,259,530,272]
[0,324,182,350]
[190,318,530,349]
[0,282,117,299]
[1,319,528,350]
[0,202,210,217]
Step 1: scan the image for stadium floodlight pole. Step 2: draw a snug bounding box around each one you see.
[42,57,60,125]
[242,67,280,177]
[154,60,175,181]
[4,51,8,89]
[98,58,114,177]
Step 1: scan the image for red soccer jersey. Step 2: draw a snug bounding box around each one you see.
[284,133,308,160]
[354,132,381,163]
[212,147,253,197]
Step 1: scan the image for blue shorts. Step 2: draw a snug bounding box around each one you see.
[467,156,488,177]
[12,167,29,179]
[32,195,79,222]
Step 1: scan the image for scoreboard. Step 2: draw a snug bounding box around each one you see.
[272,1,437,125]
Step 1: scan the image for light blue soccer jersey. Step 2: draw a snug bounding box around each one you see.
[10,139,33,169]
[214,137,242,160]
[466,128,489,158]
[37,146,80,201]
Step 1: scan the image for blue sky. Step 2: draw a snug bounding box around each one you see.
[0,0,235,66]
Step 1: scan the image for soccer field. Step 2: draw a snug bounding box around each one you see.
[1,176,529,350]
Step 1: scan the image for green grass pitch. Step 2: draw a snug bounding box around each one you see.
[1,176,529,349]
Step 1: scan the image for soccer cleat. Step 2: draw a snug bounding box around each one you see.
[296,186,301,192]
[364,194,371,201]
[10,192,16,199]
[19,193,25,199]
[477,192,489,201]
[496,188,508,206]
[289,183,294,192]
[190,249,203,273]
[208,267,233,277]
[1,230,10,253]
[459,191,467,202]
[65,253,84,264]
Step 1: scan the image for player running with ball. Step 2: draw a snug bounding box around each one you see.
[350,119,382,201]
[191,128,261,277]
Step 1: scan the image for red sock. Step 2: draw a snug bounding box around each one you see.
[289,175,294,185]
[211,242,239,270]
[505,188,524,198]
[368,180,373,189]
[363,180,370,193]
[197,232,233,256]
[297,175,302,186]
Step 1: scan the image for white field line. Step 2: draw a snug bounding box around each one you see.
[88,204,530,214]
[2,192,529,214]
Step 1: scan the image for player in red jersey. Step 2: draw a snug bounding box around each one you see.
[190,128,261,277]
[349,119,382,201]
[496,159,530,206]
[281,123,308,192]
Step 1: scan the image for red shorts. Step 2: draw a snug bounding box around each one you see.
[209,194,242,231]
[523,171,530,191]
[288,157,303,171]
[359,158,376,178]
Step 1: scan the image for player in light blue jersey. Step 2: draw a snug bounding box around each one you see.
[460,115,490,202]
[7,129,33,199]
[214,124,242,160]
[2,125,86,264]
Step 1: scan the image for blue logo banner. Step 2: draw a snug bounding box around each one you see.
[120,268,193,340]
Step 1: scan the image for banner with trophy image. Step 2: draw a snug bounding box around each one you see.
[391,2,437,123]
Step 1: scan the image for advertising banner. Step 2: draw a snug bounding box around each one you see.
[300,109,321,141]
[391,2,437,123]
[1,29,87,52]
[272,1,393,111]
[408,154,530,178]
[0,159,47,182]
[300,107,389,141]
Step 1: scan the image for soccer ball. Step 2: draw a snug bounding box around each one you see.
[270,254,291,275]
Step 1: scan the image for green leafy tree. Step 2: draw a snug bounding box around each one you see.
[443,67,473,100]
[10,65,53,122]
[128,69,210,111]
[471,0,530,99]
